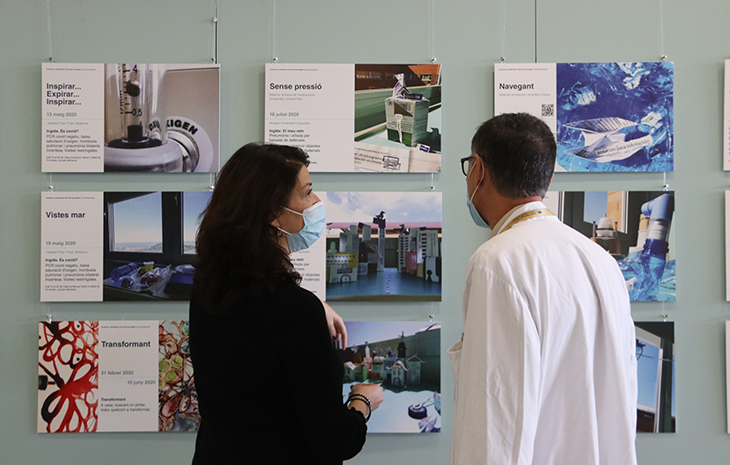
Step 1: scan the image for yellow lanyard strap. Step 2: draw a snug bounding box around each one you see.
[500,208,555,234]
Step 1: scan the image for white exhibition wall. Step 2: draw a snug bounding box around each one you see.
[2,0,730,463]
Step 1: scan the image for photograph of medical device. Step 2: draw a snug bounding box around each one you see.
[544,190,675,301]
[556,62,673,172]
[323,192,442,302]
[103,64,220,172]
[340,321,441,433]
[635,321,675,433]
[354,64,442,173]
[102,191,211,301]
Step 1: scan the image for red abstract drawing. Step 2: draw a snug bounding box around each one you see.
[38,321,99,433]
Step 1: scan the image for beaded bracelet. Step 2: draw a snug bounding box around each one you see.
[346,393,372,422]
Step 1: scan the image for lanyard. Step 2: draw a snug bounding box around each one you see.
[498,208,555,235]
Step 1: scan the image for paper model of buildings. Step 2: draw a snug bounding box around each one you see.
[406,354,424,385]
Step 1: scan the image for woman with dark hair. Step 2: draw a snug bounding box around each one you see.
[189,143,383,464]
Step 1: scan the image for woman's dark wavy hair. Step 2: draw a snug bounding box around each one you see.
[194,143,309,314]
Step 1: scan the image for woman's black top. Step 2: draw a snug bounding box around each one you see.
[189,280,366,464]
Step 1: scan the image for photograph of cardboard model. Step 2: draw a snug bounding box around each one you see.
[103,191,211,301]
[635,321,675,433]
[544,190,675,301]
[495,62,673,172]
[323,192,442,301]
[340,321,441,433]
[355,64,442,173]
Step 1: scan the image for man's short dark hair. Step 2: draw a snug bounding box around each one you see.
[471,113,556,199]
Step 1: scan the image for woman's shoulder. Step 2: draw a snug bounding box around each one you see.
[275,280,323,311]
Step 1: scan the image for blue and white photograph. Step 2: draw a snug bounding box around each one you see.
[323,192,442,302]
[545,190,675,301]
[635,322,675,433]
[340,321,441,433]
[556,62,673,172]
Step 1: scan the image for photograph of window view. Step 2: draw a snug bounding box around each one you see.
[102,191,211,301]
[635,322,675,433]
[323,191,442,302]
[544,190,675,301]
[340,321,441,433]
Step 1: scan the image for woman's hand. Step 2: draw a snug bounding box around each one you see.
[322,300,347,348]
[349,383,384,412]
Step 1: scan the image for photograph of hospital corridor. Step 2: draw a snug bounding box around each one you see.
[544,190,675,301]
[102,191,211,301]
[339,321,441,433]
[324,192,442,301]
[635,322,675,433]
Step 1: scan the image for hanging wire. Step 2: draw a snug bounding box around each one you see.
[212,0,219,63]
[48,174,54,192]
[430,0,436,62]
[500,0,508,62]
[208,173,215,191]
[271,0,278,62]
[45,0,55,62]
[663,172,669,191]
[430,173,435,191]
[534,0,538,63]
[658,0,666,60]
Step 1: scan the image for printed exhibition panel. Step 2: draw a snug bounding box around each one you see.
[635,321,675,433]
[726,322,730,434]
[726,192,730,300]
[495,62,673,172]
[543,191,676,301]
[265,64,442,173]
[41,190,440,303]
[724,62,730,170]
[340,321,441,433]
[38,320,199,433]
[42,63,220,173]
[318,192,442,302]
[41,191,212,302]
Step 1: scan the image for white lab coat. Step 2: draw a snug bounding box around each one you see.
[450,201,637,465]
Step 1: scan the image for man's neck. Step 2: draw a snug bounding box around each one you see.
[487,195,543,229]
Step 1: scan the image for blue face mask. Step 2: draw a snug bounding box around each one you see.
[466,159,490,228]
[278,201,326,253]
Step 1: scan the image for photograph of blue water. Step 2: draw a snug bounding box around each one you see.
[556,62,673,172]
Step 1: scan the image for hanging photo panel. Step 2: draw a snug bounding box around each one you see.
[42,63,220,173]
[41,191,212,302]
[265,64,442,173]
[41,190,440,303]
[340,321,441,433]
[725,192,730,300]
[543,191,675,301]
[38,320,199,433]
[495,62,673,172]
[635,321,675,433]
[318,192,442,302]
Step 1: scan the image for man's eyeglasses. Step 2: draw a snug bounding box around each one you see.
[460,156,475,176]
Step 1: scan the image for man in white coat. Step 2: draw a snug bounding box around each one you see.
[450,113,637,464]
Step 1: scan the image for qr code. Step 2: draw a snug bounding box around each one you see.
[541,104,555,117]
